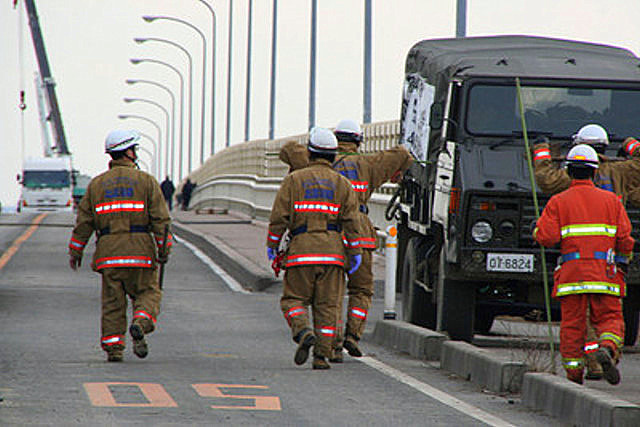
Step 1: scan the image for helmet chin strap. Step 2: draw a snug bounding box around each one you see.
[124,149,139,168]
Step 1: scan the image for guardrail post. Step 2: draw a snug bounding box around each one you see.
[384,225,398,319]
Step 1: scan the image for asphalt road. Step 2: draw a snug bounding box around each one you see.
[0,212,562,426]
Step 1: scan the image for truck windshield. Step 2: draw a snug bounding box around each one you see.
[466,83,640,140]
[23,170,70,189]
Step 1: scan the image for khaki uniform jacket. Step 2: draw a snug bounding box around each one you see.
[268,158,362,269]
[279,140,413,249]
[533,141,640,207]
[68,158,172,271]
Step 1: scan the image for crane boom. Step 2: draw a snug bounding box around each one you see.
[23,0,69,155]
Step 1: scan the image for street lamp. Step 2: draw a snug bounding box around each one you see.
[226,0,233,147]
[123,97,170,182]
[269,0,278,140]
[195,1,217,155]
[137,158,151,173]
[309,0,317,130]
[244,0,253,142]
[126,79,176,180]
[130,58,185,180]
[137,131,158,177]
[117,114,162,178]
[143,14,213,162]
[137,145,155,175]
[134,37,194,173]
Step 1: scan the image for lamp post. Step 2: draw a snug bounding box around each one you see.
[226,0,233,147]
[244,0,253,141]
[130,58,185,180]
[143,15,212,163]
[137,158,151,173]
[196,1,217,155]
[134,37,194,173]
[123,97,170,181]
[137,146,154,174]
[137,131,158,177]
[117,114,162,178]
[125,79,176,180]
[268,0,278,140]
[309,0,317,130]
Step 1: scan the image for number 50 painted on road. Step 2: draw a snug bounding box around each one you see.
[84,382,281,411]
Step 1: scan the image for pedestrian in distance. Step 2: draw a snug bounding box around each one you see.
[160,176,175,211]
[533,144,633,385]
[181,178,196,211]
[268,127,363,370]
[279,119,413,361]
[533,123,640,379]
[68,130,172,362]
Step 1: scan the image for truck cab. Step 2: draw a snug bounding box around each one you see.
[395,35,640,343]
[18,156,74,212]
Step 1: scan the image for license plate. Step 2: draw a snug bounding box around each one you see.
[486,253,534,273]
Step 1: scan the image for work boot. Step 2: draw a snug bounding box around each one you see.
[312,355,331,370]
[595,347,620,385]
[584,354,603,380]
[294,329,316,366]
[106,350,123,362]
[343,335,363,357]
[329,347,344,363]
[129,324,149,359]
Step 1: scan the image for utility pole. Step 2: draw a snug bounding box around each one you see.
[456,0,467,38]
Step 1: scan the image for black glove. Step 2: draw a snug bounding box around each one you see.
[617,262,629,274]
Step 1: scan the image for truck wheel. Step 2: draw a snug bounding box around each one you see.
[401,237,436,329]
[437,248,475,342]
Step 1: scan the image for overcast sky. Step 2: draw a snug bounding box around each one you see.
[2,0,640,208]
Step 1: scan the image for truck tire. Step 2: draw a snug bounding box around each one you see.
[437,248,475,342]
[401,237,436,329]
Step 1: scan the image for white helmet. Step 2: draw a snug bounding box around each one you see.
[334,119,363,143]
[572,124,609,146]
[105,129,140,153]
[308,127,338,153]
[566,144,599,169]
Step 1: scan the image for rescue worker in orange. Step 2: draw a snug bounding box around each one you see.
[533,123,640,379]
[268,127,363,370]
[279,119,413,361]
[533,144,633,385]
[68,130,172,362]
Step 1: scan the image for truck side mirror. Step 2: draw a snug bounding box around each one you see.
[430,103,444,130]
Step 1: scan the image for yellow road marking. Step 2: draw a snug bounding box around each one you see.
[0,213,47,271]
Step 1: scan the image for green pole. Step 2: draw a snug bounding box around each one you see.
[515,77,556,371]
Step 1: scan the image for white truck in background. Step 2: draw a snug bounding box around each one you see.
[17,156,73,212]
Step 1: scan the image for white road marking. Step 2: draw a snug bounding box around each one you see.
[359,356,516,427]
[174,235,250,294]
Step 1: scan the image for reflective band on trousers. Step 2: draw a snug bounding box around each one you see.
[560,223,617,238]
[267,231,281,243]
[584,341,599,354]
[347,237,376,249]
[562,358,583,370]
[69,237,86,251]
[534,148,551,161]
[95,256,153,269]
[285,254,345,267]
[600,332,623,348]
[293,201,340,215]
[95,201,145,214]
[555,281,621,297]
[350,307,367,319]
[350,181,369,192]
[318,326,336,337]
[285,306,306,319]
[133,310,156,323]
[101,335,124,347]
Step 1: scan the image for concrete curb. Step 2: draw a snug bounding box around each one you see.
[522,373,640,427]
[371,320,446,361]
[172,221,280,292]
[440,341,527,393]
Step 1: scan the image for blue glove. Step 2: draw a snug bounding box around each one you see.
[348,254,362,275]
[267,247,277,261]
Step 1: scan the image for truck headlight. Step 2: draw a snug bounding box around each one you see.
[471,221,493,243]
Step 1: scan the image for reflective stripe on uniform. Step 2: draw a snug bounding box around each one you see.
[285,254,345,267]
[284,306,306,320]
[555,281,621,297]
[68,237,86,251]
[155,233,174,248]
[560,223,617,238]
[95,256,153,269]
[584,341,599,354]
[95,201,145,214]
[600,332,623,348]
[267,231,282,243]
[293,201,340,215]
[318,326,336,337]
[350,307,367,319]
[347,237,376,249]
[625,138,640,155]
[133,309,156,323]
[101,334,124,347]
[350,181,369,192]
[533,147,551,161]
[562,358,583,370]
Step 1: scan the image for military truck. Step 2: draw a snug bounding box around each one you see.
[393,35,640,343]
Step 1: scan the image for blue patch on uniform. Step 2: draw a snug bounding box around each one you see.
[302,178,335,200]
[595,173,615,193]
[105,187,134,198]
[333,159,359,180]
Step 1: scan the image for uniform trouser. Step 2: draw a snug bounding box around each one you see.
[280,265,344,358]
[100,267,162,353]
[560,293,624,376]
[335,250,374,346]
[584,306,600,372]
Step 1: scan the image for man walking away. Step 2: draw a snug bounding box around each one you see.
[160,176,175,211]
[68,129,172,362]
